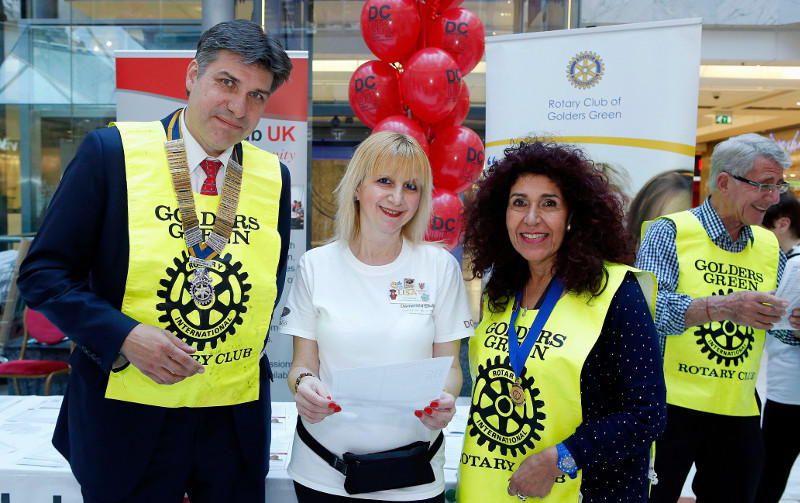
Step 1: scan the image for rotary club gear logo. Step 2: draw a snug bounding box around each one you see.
[467,355,545,457]
[567,51,604,89]
[693,288,754,366]
[156,251,251,350]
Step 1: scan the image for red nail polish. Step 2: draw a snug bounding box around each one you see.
[430,401,439,408]
[328,403,336,408]
[414,410,423,418]
[334,406,342,413]
[424,407,433,415]
[327,396,331,400]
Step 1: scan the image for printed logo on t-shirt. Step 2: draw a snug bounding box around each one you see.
[389,278,434,314]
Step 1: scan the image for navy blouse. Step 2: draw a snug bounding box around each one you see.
[561,273,667,502]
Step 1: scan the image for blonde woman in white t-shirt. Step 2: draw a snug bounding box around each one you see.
[280,131,474,503]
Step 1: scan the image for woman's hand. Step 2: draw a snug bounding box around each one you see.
[295,375,340,423]
[415,390,456,430]
[507,446,563,500]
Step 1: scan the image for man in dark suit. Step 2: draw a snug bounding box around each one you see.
[17,19,293,502]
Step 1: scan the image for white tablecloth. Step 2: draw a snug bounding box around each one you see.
[0,396,466,503]
[3,394,799,502]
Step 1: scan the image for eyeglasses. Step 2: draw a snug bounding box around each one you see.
[728,173,790,194]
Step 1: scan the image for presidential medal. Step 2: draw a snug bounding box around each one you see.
[190,267,215,307]
[164,134,243,313]
[511,381,525,405]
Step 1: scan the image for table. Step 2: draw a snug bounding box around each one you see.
[7,395,798,502]
[0,396,467,503]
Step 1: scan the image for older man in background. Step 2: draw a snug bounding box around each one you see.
[637,133,800,503]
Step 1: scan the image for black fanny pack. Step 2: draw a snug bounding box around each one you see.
[296,416,443,494]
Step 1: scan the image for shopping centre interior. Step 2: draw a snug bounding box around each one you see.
[0,0,799,247]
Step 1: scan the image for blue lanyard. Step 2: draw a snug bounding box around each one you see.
[508,277,565,379]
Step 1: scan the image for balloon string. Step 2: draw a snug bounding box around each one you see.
[423,0,430,48]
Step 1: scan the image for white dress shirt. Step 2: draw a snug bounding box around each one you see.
[180,109,233,193]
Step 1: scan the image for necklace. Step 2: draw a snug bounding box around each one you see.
[521,285,529,316]
[520,277,553,316]
[164,110,243,308]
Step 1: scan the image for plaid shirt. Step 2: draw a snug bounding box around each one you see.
[635,197,800,355]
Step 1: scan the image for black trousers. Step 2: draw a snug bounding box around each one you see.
[81,406,263,503]
[754,400,800,503]
[648,404,764,503]
[294,481,445,503]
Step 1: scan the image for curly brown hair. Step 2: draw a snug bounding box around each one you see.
[463,139,634,313]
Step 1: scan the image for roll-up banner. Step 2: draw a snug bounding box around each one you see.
[485,18,702,197]
[115,50,308,400]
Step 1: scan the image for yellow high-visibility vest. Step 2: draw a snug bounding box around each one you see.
[458,264,655,502]
[105,120,282,407]
[661,210,778,416]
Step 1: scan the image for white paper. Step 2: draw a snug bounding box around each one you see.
[269,437,291,470]
[445,406,469,435]
[270,402,290,431]
[8,404,60,424]
[16,444,68,468]
[330,357,453,415]
[0,396,23,414]
[443,434,465,470]
[774,257,800,329]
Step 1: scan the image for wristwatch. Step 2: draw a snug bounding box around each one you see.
[556,443,578,479]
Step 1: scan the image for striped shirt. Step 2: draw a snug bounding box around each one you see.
[635,197,800,355]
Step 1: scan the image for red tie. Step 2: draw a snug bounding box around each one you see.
[200,158,222,196]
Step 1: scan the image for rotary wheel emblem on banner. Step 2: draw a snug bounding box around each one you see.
[156,251,251,350]
[566,51,604,89]
[467,355,545,457]
[693,288,754,366]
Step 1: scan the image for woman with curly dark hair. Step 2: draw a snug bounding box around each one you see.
[457,140,667,503]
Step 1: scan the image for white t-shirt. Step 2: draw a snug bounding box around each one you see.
[765,334,800,405]
[279,239,474,500]
[765,250,800,405]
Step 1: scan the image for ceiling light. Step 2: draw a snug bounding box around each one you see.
[700,65,800,80]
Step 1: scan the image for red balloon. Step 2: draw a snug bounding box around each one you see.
[360,0,420,63]
[427,8,485,76]
[348,60,404,129]
[431,84,470,139]
[424,188,464,252]
[429,126,484,194]
[373,115,430,156]
[433,0,464,14]
[400,48,462,124]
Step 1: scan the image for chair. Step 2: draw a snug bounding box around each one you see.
[0,308,72,395]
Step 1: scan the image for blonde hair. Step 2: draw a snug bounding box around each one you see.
[333,131,433,244]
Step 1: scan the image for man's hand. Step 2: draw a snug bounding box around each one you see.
[787,307,800,333]
[120,324,205,385]
[715,290,787,330]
